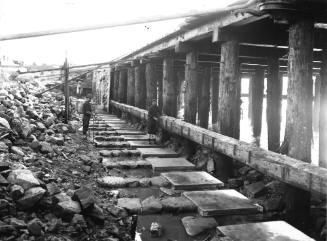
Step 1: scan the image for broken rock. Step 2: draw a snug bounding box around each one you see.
[7,169,40,190]
[72,186,95,210]
[17,186,46,209]
[27,218,43,236]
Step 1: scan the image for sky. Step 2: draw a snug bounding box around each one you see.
[0,0,237,66]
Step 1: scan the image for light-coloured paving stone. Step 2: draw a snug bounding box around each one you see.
[94,141,130,148]
[160,197,197,213]
[93,131,117,136]
[182,216,218,236]
[183,189,261,217]
[123,135,154,141]
[128,141,161,148]
[94,136,125,142]
[141,196,162,214]
[116,130,145,135]
[137,148,179,158]
[147,157,195,172]
[161,171,223,190]
[102,158,151,169]
[217,221,315,241]
[117,198,141,214]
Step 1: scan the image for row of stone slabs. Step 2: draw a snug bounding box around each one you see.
[96,115,314,240]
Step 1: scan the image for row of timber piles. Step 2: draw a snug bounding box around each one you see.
[109,7,327,230]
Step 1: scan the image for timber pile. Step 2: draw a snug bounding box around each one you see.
[110,100,327,240]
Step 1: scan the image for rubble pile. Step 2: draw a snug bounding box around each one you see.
[0,82,133,241]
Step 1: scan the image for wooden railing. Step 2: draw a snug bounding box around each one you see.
[110,100,327,195]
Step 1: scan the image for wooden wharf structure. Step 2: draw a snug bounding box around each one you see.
[104,0,327,236]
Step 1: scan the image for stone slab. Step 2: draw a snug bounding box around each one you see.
[94,136,125,142]
[93,131,118,136]
[161,171,223,190]
[116,130,145,135]
[183,189,260,217]
[127,141,161,148]
[123,135,154,141]
[146,157,195,172]
[137,148,179,158]
[182,216,218,236]
[217,221,315,241]
[94,141,130,148]
[102,158,151,169]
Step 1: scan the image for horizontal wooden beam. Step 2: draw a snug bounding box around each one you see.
[110,100,327,196]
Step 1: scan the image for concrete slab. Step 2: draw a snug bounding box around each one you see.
[123,134,154,141]
[146,157,195,172]
[217,221,315,241]
[137,148,179,158]
[161,171,223,190]
[183,189,260,217]
[127,141,161,148]
[116,130,145,135]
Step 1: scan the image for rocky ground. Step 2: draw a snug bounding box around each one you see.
[0,79,133,241]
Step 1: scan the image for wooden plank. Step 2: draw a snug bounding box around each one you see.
[121,13,266,60]
[116,130,145,135]
[183,189,260,217]
[217,221,315,241]
[162,171,223,190]
[110,101,327,195]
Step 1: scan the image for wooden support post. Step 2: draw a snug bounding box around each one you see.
[211,67,219,131]
[199,67,211,128]
[163,57,177,117]
[319,40,327,168]
[134,65,146,109]
[145,62,157,109]
[216,37,240,181]
[127,67,135,106]
[251,67,265,141]
[109,71,114,100]
[113,70,119,101]
[266,55,282,152]
[184,51,198,124]
[313,75,321,131]
[217,39,240,139]
[64,59,69,124]
[283,19,314,228]
[158,69,163,112]
[248,76,253,121]
[196,71,203,124]
[118,69,127,103]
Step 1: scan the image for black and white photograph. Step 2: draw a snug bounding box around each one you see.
[0,0,326,240]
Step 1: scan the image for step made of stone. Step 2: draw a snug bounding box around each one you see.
[182,189,261,217]
[161,171,224,190]
[137,148,180,158]
[146,157,196,172]
[127,141,162,148]
[216,221,315,241]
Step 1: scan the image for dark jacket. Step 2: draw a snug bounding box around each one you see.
[83,101,92,117]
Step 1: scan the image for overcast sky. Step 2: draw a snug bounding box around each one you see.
[0,0,237,66]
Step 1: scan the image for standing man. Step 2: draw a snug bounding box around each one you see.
[147,99,161,143]
[82,94,92,139]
